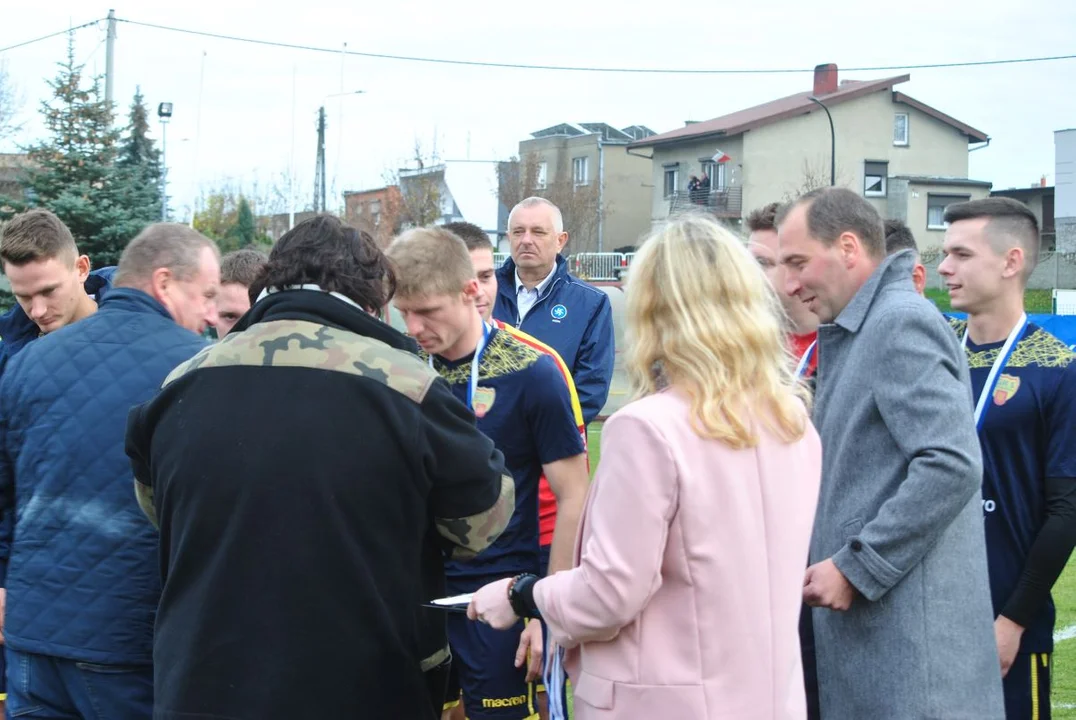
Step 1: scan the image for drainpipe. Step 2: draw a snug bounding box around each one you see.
[597,136,605,253]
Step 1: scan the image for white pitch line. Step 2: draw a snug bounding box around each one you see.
[1054,623,1076,642]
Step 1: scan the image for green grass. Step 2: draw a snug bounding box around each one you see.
[1052,563,1076,717]
[926,288,1054,313]
[585,423,1076,714]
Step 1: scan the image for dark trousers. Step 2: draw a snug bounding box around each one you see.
[799,604,820,720]
[5,647,152,720]
[1004,652,1051,720]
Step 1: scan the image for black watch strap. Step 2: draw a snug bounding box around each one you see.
[508,573,541,619]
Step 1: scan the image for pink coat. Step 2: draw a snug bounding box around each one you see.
[533,388,821,719]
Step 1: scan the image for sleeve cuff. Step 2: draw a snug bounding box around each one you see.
[831,538,903,603]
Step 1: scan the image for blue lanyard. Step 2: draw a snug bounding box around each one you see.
[430,321,492,410]
[795,340,817,379]
[962,313,1026,432]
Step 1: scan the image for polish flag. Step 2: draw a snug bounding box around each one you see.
[712,149,731,164]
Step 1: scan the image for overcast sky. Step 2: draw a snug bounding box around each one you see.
[3,0,1075,222]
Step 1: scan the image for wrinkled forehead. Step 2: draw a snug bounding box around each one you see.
[509,205,556,233]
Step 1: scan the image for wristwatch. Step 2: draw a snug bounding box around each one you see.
[507,573,541,619]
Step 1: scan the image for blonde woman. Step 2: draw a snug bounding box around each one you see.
[468,215,822,719]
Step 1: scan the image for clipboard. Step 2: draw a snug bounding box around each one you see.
[421,592,473,614]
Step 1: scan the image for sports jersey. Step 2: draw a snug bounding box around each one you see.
[790,331,818,378]
[951,318,1076,653]
[493,320,587,548]
[426,326,585,580]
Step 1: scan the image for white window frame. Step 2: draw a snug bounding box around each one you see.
[864,161,888,198]
[536,162,548,189]
[663,168,679,198]
[894,113,909,146]
[572,157,589,186]
[701,161,727,190]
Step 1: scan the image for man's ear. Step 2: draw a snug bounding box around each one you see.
[913,263,927,295]
[837,231,861,267]
[1002,246,1025,280]
[75,255,91,283]
[149,266,174,302]
[462,278,480,301]
[556,231,569,253]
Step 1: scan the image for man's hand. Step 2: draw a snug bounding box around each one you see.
[515,620,544,682]
[995,615,1025,678]
[803,559,857,611]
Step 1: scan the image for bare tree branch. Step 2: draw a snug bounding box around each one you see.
[0,59,24,143]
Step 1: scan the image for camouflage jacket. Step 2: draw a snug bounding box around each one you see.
[125,289,513,719]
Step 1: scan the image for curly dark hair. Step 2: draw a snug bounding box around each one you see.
[249,215,396,311]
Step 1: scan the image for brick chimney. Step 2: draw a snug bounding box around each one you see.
[813,63,838,96]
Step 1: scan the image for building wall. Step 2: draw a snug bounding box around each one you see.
[741,89,973,218]
[647,134,744,225]
[904,181,991,249]
[599,145,652,250]
[1056,129,1076,252]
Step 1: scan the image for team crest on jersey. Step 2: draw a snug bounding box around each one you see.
[473,386,496,418]
[551,304,567,321]
[993,374,1021,406]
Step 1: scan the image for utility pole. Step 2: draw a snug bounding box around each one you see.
[104,10,117,114]
[314,107,327,213]
[597,135,605,253]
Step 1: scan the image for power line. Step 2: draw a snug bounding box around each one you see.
[0,19,104,54]
[114,17,1076,75]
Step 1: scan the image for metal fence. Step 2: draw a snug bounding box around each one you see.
[921,249,1076,291]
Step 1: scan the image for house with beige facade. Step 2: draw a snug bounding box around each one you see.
[515,123,655,253]
[627,64,992,249]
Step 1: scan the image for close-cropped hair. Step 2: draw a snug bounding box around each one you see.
[386,227,475,299]
[944,197,1040,277]
[0,209,79,268]
[626,214,811,449]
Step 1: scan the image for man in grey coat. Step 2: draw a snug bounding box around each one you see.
[778,187,1004,719]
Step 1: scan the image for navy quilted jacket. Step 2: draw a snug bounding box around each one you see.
[0,288,206,664]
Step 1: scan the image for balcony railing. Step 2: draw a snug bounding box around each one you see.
[667,186,743,218]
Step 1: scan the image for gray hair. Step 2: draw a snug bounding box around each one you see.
[114,223,220,288]
[777,187,885,260]
[508,196,564,235]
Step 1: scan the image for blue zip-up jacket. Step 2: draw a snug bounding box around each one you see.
[494,255,614,424]
[0,288,206,664]
[0,267,117,378]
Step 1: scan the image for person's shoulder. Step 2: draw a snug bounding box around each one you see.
[1014,324,1076,371]
[491,329,548,375]
[497,323,566,365]
[864,292,953,341]
[165,319,438,403]
[608,391,682,430]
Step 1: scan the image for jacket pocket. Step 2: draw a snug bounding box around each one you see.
[841,518,885,621]
[574,672,614,710]
[573,672,708,716]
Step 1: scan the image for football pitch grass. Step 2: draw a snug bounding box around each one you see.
[585,423,1076,716]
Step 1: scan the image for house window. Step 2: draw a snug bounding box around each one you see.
[664,168,679,198]
[864,161,888,197]
[701,161,726,190]
[537,162,548,189]
[927,194,971,230]
[894,113,909,146]
[573,157,589,186]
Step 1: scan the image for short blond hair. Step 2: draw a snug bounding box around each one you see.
[387,227,475,299]
[627,214,810,449]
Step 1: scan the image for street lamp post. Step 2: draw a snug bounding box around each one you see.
[157,102,173,220]
[807,96,835,187]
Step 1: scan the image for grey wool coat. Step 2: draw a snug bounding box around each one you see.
[810,250,1004,719]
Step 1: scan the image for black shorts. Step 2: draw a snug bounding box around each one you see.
[445,576,537,719]
[1003,652,1051,720]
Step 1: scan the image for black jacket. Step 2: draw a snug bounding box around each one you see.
[126,289,514,720]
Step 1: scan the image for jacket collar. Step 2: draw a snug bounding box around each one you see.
[99,287,177,321]
[497,255,569,306]
[832,249,916,333]
[235,288,419,354]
